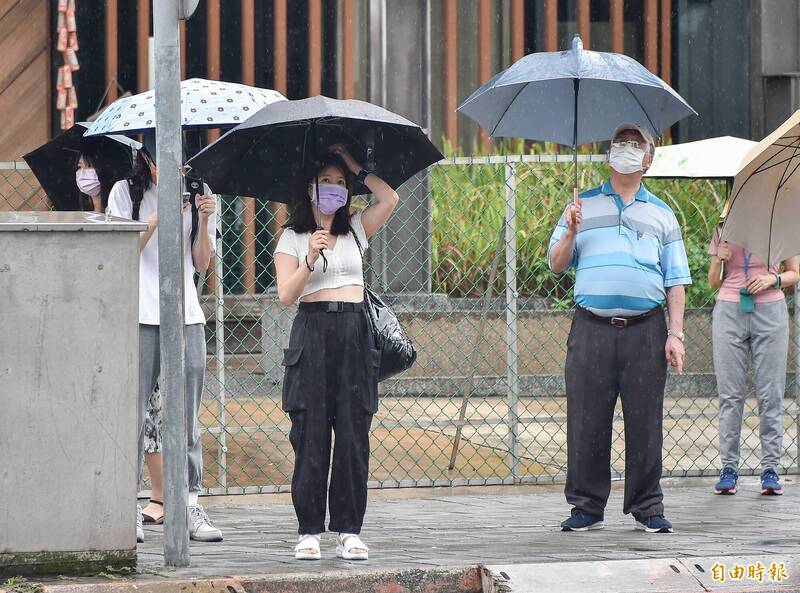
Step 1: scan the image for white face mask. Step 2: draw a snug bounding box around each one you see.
[76,168,101,196]
[609,143,646,174]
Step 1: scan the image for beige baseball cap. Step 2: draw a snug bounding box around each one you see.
[612,122,655,151]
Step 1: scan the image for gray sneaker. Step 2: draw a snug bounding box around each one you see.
[136,505,145,543]
[188,504,223,542]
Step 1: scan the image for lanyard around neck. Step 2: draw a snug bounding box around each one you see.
[743,250,752,280]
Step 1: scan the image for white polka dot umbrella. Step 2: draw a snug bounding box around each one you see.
[83,78,286,137]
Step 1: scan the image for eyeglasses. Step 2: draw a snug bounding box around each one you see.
[611,140,641,149]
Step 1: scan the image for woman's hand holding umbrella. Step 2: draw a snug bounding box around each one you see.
[195,194,216,220]
[716,240,730,283]
[716,241,731,263]
[306,230,330,271]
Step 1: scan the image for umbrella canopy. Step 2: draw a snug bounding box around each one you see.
[23,122,140,210]
[83,78,286,137]
[721,110,800,266]
[186,95,444,203]
[458,35,695,145]
[644,136,757,179]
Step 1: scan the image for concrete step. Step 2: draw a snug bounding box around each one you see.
[483,555,800,593]
[36,567,482,593]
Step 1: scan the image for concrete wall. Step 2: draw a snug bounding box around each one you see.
[363,0,434,293]
[0,219,140,574]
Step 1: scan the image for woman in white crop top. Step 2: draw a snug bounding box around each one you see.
[274,144,398,561]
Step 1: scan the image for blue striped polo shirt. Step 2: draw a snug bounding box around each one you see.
[548,180,692,317]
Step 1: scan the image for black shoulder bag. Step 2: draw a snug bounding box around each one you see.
[350,225,416,382]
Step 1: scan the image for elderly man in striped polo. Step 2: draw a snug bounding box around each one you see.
[548,123,691,534]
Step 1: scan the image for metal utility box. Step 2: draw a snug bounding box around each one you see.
[0,212,146,575]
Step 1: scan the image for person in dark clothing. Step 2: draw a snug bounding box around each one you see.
[273,144,399,560]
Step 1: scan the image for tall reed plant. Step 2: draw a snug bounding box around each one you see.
[430,158,724,308]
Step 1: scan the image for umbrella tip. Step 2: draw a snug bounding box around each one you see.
[572,34,583,50]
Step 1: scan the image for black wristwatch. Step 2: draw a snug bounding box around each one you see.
[355,169,372,184]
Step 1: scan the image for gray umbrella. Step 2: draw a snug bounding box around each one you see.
[458,35,696,196]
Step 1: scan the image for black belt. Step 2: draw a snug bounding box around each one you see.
[298,300,364,313]
[578,306,662,328]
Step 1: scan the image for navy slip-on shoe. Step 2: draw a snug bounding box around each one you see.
[561,511,605,532]
[635,515,673,533]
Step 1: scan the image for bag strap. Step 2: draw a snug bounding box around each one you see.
[349,223,379,345]
[349,222,367,271]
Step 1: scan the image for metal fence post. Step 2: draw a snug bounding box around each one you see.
[215,197,227,489]
[504,162,520,480]
[795,285,800,470]
[154,0,190,567]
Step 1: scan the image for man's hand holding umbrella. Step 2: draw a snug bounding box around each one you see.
[549,194,582,274]
[566,194,583,234]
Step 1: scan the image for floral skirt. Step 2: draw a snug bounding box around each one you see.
[144,382,163,454]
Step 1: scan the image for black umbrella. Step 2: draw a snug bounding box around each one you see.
[185,95,444,203]
[23,123,140,210]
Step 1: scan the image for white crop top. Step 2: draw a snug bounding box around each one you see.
[274,210,368,299]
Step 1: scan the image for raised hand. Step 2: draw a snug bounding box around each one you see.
[329,143,362,174]
[196,194,217,219]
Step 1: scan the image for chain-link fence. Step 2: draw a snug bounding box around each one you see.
[4,155,799,495]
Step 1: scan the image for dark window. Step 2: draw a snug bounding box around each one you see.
[287,0,309,99]
[117,1,137,94]
[185,5,208,79]
[220,2,243,83]
[623,0,644,63]
[255,0,275,89]
[322,0,338,97]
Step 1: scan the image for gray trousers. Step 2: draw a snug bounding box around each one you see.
[712,299,788,472]
[138,323,206,492]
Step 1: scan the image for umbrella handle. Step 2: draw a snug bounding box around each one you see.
[719,261,724,282]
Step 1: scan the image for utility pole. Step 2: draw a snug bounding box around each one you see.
[154,0,189,567]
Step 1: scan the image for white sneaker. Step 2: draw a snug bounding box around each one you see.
[188,504,223,542]
[136,505,145,544]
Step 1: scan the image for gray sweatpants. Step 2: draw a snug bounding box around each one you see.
[138,323,206,492]
[712,299,788,472]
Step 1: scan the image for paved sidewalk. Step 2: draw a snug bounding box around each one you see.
[132,476,800,579]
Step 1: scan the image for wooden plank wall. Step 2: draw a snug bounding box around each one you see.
[0,0,50,162]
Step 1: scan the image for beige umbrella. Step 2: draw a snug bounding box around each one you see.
[644,136,756,179]
[721,110,800,266]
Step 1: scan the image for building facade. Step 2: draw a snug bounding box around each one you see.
[2,0,799,292]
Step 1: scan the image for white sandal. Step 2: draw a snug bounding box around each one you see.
[336,533,369,560]
[294,534,322,560]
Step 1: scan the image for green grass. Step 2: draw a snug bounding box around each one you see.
[429,159,725,308]
[4,577,44,593]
